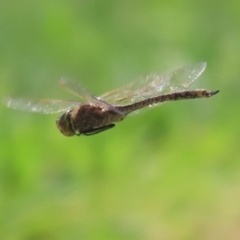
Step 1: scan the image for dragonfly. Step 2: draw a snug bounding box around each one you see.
[3,62,219,136]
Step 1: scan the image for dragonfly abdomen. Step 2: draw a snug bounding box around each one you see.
[118,89,219,115]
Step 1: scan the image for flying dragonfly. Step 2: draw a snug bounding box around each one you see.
[3,62,219,136]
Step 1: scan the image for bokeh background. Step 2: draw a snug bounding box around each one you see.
[0,1,240,239]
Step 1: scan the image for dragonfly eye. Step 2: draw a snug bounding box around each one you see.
[56,110,74,136]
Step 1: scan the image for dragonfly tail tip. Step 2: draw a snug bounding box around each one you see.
[211,90,220,96]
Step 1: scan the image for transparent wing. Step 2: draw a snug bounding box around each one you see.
[60,78,124,115]
[2,96,80,114]
[60,78,112,107]
[100,62,206,105]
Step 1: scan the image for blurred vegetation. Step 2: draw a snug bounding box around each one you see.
[0,0,240,239]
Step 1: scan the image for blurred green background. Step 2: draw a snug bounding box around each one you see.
[0,1,239,239]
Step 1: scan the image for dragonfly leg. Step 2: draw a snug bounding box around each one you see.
[80,124,115,136]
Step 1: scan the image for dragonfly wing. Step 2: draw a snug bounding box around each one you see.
[60,78,125,115]
[60,78,109,106]
[3,97,79,114]
[100,62,206,105]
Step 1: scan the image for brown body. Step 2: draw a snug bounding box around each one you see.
[56,89,219,136]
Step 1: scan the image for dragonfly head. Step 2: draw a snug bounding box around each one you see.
[56,110,75,136]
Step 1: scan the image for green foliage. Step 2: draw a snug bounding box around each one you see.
[1,1,240,239]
